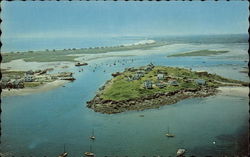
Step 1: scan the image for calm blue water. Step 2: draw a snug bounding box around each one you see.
[0,41,248,156]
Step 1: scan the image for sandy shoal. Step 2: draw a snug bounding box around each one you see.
[1,59,75,71]
[217,86,249,97]
[1,80,69,97]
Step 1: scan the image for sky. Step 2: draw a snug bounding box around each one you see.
[1,1,249,40]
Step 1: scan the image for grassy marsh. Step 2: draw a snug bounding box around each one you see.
[2,42,167,63]
[168,49,229,57]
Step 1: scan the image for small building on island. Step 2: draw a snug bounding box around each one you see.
[195,79,206,86]
[144,80,153,89]
[13,79,24,89]
[169,80,179,86]
[157,74,165,80]
[137,70,145,75]
[1,77,10,89]
[0,81,7,89]
[1,77,10,83]
[5,79,24,89]
[25,75,34,82]
[132,74,141,80]
[144,63,155,72]
[155,82,166,88]
[132,71,144,80]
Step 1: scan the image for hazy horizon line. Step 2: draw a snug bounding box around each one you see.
[2,33,248,40]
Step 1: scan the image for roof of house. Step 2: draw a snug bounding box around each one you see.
[195,79,206,84]
[144,80,152,84]
[1,77,10,82]
[157,74,165,78]
[169,80,179,85]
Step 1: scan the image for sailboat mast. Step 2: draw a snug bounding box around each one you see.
[64,144,66,153]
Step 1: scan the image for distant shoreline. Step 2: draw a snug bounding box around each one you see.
[2,40,166,63]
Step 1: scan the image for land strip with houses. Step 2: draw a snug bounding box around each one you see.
[87,64,248,114]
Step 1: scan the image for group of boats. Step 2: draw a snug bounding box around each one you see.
[58,127,185,157]
[165,126,186,156]
[84,129,96,157]
[58,144,68,157]
[58,129,96,157]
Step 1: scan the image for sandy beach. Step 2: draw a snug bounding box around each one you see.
[1,80,69,97]
[218,86,249,97]
[1,59,75,71]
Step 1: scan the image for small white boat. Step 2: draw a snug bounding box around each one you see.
[90,136,95,140]
[165,133,175,137]
[84,152,95,157]
[84,145,95,157]
[166,126,175,137]
[89,129,95,140]
[58,152,68,157]
[58,144,68,157]
[176,149,186,156]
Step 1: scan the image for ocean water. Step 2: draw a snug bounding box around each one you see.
[2,34,247,53]
[1,36,146,52]
[0,37,249,156]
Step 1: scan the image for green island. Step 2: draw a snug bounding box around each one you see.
[87,64,248,114]
[2,42,166,63]
[167,49,229,57]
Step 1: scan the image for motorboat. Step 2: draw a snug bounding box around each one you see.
[84,152,95,157]
[176,149,186,156]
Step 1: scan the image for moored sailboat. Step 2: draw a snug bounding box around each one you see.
[90,129,96,140]
[58,144,68,157]
[84,145,95,157]
[165,126,175,137]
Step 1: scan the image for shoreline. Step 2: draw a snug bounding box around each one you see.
[1,80,69,97]
[217,86,249,97]
[2,40,166,63]
[86,64,248,114]
[87,87,218,114]
[1,59,75,71]
[87,86,249,114]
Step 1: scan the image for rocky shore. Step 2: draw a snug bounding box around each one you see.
[87,87,218,114]
[86,65,248,114]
